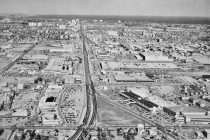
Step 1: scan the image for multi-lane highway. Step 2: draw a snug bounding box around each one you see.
[70,23,97,140]
[82,23,97,134]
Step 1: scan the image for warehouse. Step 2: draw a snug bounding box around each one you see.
[114,72,153,82]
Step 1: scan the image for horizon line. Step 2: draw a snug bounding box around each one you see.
[0,13,210,19]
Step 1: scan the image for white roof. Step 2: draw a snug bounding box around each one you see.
[148,96,176,107]
[48,84,62,89]
[143,53,173,62]
[24,54,48,60]
[193,55,210,64]
[107,30,118,36]
[127,87,151,98]
[12,109,27,116]
[101,61,178,70]
[115,72,153,82]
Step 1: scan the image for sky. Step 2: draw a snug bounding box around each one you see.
[0,0,210,17]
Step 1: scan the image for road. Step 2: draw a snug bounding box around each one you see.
[70,23,97,140]
[0,43,37,76]
[81,23,97,135]
[0,125,80,130]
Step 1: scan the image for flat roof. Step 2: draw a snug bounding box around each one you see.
[193,55,210,65]
[101,61,178,70]
[168,105,206,113]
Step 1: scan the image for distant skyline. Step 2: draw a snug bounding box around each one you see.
[0,0,210,17]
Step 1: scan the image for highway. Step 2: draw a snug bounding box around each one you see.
[70,23,97,140]
[82,23,97,134]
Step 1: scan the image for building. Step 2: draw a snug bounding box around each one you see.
[38,85,62,126]
[101,61,178,71]
[12,109,28,117]
[122,90,158,110]
[127,87,151,98]
[140,53,174,62]
[43,58,73,74]
[114,72,153,82]
[192,55,210,65]
[39,85,61,111]
[42,111,62,126]
[147,96,176,108]
[107,30,118,36]
[49,44,74,53]
[164,105,210,124]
